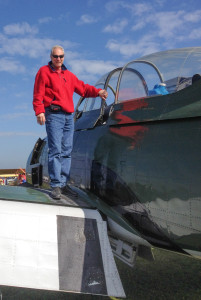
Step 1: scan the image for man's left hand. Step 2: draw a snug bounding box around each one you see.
[98,89,108,101]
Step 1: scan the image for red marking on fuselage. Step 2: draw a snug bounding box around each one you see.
[110,98,149,148]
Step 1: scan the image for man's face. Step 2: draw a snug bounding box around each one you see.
[51,48,64,70]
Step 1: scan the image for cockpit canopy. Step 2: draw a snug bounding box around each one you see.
[77,47,201,112]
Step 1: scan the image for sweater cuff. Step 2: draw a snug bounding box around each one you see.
[35,108,45,116]
[97,88,102,96]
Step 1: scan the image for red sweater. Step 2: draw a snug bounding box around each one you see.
[33,62,101,116]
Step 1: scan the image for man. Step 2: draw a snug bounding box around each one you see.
[33,45,108,200]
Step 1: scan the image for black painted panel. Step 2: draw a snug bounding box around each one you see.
[57,216,107,295]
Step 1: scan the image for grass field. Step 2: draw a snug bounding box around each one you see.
[1,248,201,300]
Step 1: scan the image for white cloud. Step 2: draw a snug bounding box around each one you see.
[145,10,201,40]
[69,59,121,83]
[0,35,77,58]
[106,36,160,58]
[188,27,201,39]
[130,3,151,16]
[103,19,128,34]
[77,14,98,25]
[132,21,146,31]
[105,1,151,16]
[0,57,26,73]
[149,11,184,38]
[154,0,166,6]
[70,59,119,75]
[38,17,53,24]
[3,22,38,35]
[104,5,201,51]
[184,10,201,23]
[105,1,124,12]
[114,9,201,58]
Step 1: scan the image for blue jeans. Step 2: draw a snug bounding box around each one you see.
[45,108,74,188]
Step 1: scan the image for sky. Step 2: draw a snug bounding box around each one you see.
[0,0,201,169]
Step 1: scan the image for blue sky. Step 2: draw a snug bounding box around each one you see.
[0,0,201,168]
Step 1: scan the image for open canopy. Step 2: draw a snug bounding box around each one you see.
[93,47,201,104]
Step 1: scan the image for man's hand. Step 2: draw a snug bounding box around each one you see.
[98,89,108,101]
[36,113,46,125]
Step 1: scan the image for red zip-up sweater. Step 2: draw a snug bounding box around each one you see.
[33,62,101,116]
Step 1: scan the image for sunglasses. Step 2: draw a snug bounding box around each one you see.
[52,54,64,59]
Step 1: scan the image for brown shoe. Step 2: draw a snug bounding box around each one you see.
[50,187,61,199]
[61,185,78,197]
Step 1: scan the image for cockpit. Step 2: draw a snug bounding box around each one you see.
[75,47,201,126]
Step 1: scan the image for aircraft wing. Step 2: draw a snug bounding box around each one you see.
[0,186,125,298]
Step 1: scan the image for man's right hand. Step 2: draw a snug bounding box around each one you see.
[36,113,46,125]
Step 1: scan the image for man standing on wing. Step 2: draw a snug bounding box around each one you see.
[33,45,108,200]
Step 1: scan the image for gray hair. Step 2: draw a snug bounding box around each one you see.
[50,45,65,55]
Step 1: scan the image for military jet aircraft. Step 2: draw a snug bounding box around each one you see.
[1,47,201,298]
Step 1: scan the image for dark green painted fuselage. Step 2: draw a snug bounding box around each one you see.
[70,80,201,256]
